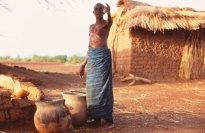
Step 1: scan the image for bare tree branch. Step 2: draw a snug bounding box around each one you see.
[0,33,7,38]
[0,0,11,12]
[0,0,77,12]
[39,0,76,11]
[0,0,77,36]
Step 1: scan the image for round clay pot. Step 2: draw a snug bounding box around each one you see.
[62,91,87,126]
[34,99,72,133]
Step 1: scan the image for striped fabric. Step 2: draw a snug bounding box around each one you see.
[86,46,114,122]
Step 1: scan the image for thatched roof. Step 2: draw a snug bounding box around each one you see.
[115,0,205,33]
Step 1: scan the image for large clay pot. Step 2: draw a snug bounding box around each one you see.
[62,91,87,126]
[34,99,72,133]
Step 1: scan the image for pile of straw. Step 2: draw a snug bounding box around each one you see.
[179,32,205,79]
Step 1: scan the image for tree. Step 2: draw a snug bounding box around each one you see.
[0,0,11,12]
[0,0,77,37]
[0,0,76,12]
[38,0,76,11]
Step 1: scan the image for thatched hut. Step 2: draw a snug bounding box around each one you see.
[108,0,205,79]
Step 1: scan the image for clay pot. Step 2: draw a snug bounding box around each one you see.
[62,91,87,126]
[34,99,72,133]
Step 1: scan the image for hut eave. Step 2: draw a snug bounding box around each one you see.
[116,0,205,32]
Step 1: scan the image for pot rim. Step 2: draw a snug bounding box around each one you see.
[35,99,65,106]
[62,91,86,97]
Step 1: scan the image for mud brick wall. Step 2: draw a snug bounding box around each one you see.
[0,90,36,129]
[108,29,132,76]
[130,28,188,79]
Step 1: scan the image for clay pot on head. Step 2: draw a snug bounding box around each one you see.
[62,91,87,126]
[34,99,72,133]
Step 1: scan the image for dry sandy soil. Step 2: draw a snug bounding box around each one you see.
[0,62,205,133]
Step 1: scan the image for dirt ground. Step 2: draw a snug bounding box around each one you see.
[0,62,205,133]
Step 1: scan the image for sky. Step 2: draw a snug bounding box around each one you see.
[0,0,205,58]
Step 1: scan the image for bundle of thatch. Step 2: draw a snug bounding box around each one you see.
[179,32,205,79]
[115,0,205,33]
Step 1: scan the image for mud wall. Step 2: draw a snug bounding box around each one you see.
[130,28,188,79]
[108,29,132,76]
[0,90,36,129]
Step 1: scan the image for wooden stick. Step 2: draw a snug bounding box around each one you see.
[120,73,153,85]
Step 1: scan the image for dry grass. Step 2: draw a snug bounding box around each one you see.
[179,31,205,79]
[115,0,205,32]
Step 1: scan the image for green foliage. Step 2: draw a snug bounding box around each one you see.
[30,55,67,62]
[15,56,22,62]
[0,54,84,64]
[25,58,32,62]
[53,55,67,62]
[0,56,11,61]
[67,54,84,64]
